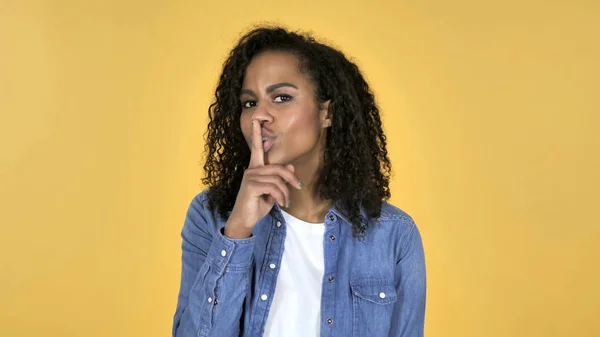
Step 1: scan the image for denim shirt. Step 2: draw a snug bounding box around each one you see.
[173,190,426,337]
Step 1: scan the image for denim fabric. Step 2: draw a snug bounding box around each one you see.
[173,190,426,337]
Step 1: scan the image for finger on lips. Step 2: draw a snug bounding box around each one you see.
[248,119,303,207]
[250,119,264,168]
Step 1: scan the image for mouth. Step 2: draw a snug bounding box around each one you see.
[262,137,275,152]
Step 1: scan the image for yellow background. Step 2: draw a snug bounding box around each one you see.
[1,0,598,336]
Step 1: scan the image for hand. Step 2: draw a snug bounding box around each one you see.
[224,119,303,239]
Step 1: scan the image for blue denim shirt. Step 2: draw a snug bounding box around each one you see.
[173,190,426,337]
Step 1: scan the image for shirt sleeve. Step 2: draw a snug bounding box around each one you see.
[173,193,255,337]
[390,219,427,337]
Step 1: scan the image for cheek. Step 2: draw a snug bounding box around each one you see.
[240,114,252,143]
[286,114,320,141]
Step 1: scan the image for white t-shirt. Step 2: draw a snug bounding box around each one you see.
[263,209,326,337]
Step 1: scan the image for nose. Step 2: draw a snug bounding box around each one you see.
[251,102,273,125]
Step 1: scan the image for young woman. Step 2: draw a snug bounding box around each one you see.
[173,26,426,337]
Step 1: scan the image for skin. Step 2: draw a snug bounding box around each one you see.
[232,50,333,230]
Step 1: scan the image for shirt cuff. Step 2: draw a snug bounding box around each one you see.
[206,227,255,274]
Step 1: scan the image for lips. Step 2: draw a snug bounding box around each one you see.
[262,137,274,152]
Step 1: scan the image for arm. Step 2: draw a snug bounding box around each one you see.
[173,194,255,337]
[390,221,427,337]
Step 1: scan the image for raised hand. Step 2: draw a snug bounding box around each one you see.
[224,119,303,239]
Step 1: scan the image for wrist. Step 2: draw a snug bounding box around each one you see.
[223,222,252,239]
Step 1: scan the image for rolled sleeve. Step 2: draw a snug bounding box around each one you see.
[206,228,255,274]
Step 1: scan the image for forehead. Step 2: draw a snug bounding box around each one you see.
[242,51,305,87]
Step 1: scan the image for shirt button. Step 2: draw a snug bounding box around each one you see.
[328,276,335,282]
[213,299,219,305]
[326,318,333,324]
[328,215,335,222]
[329,235,336,241]
[261,294,268,301]
[221,250,227,257]
[207,297,213,303]
[379,292,386,299]
[276,221,282,228]
[269,263,276,269]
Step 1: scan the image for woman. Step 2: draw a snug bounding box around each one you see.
[173,26,426,337]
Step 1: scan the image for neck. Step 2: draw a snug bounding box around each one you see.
[283,189,333,224]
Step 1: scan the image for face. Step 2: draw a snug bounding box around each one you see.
[240,51,331,167]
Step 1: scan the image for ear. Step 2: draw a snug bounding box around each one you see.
[320,100,332,128]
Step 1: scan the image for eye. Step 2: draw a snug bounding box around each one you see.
[273,95,292,103]
[241,100,256,109]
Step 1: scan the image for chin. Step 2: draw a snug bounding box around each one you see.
[264,150,288,166]
[264,154,282,165]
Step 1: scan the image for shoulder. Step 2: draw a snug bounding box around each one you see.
[193,188,212,206]
[182,189,225,234]
[369,201,422,255]
[185,189,211,218]
[346,201,423,268]
[376,200,417,232]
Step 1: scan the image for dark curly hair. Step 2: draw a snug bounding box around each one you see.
[202,25,392,239]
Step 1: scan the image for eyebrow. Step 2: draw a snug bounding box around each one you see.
[240,82,298,97]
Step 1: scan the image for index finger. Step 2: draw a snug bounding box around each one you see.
[249,119,264,168]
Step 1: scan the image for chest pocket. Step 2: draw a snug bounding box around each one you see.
[350,278,397,337]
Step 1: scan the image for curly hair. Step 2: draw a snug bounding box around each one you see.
[202,25,392,239]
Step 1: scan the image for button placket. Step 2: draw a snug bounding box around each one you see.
[269,217,283,269]
[322,212,339,332]
[255,216,283,318]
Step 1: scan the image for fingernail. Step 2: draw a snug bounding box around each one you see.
[298,180,304,189]
[287,200,292,208]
